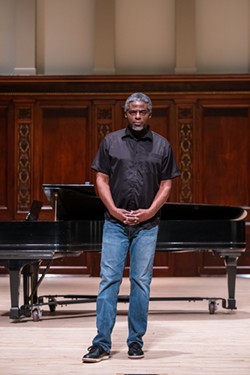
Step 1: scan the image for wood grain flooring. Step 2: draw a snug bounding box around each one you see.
[0,275,250,375]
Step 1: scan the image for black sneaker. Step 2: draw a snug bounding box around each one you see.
[128,342,144,359]
[82,345,110,363]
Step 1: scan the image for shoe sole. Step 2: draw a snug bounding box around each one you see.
[82,354,110,363]
[128,354,144,359]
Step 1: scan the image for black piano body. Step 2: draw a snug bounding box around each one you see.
[0,184,247,320]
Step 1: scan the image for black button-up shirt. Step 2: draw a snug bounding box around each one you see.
[91,126,180,226]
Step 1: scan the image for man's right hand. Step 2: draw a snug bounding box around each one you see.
[110,208,140,226]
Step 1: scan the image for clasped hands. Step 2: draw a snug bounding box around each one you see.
[121,209,151,226]
[123,210,140,226]
[111,208,153,226]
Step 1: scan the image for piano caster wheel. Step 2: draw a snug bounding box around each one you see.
[32,307,42,321]
[208,301,217,314]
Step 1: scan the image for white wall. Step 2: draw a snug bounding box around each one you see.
[36,0,95,74]
[114,0,175,74]
[195,0,250,73]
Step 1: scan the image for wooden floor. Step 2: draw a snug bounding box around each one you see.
[0,274,250,375]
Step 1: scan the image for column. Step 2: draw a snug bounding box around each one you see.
[175,0,197,73]
[14,0,36,75]
[93,0,115,74]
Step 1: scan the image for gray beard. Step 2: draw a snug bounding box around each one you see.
[132,125,144,131]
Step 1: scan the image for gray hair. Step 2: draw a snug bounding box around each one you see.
[124,92,152,113]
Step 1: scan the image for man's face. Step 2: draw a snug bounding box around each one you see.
[125,101,151,131]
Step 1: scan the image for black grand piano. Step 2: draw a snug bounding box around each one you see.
[0,183,247,320]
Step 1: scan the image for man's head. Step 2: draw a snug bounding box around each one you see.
[124,92,152,131]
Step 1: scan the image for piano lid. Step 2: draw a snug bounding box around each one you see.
[43,183,105,220]
[43,184,247,222]
[160,202,247,221]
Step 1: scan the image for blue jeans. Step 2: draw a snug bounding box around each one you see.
[92,220,159,352]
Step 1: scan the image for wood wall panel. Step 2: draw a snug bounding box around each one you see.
[0,103,14,220]
[197,104,249,205]
[37,103,93,274]
[0,105,9,216]
[196,103,250,274]
[0,74,249,276]
[41,106,90,183]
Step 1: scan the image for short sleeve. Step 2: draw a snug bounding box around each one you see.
[161,144,180,180]
[91,137,111,175]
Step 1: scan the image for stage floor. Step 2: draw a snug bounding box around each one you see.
[1,275,250,375]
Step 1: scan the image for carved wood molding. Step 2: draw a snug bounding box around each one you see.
[177,105,193,203]
[95,105,113,143]
[15,105,33,212]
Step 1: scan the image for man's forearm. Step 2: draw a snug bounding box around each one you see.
[96,173,116,213]
[148,179,172,216]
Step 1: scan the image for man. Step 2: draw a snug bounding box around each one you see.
[82,92,180,363]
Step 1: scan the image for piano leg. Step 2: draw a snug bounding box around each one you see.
[4,259,53,320]
[8,267,22,320]
[6,260,34,319]
[224,255,239,310]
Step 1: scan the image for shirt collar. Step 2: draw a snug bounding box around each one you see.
[122,126,153,141]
